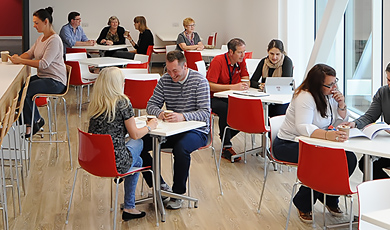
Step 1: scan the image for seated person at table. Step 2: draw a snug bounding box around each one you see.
[87,67,158,221]
[113,16,154,60]
[9,7,66,138]
[250,39,293,117]
[59,11,95,55]
[206,38,249,162]
[342,62,390,180]
[140,50,210,209]
[96,16,127,57]
[273,64,357,223]
[176,17,204,51]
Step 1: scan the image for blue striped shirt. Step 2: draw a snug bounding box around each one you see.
[147,69,211,134]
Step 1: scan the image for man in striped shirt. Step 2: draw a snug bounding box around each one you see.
[140,50,211,209]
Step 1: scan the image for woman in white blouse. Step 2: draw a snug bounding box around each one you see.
[273,63,357,223]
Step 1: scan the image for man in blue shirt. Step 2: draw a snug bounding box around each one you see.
[59,12,95,54]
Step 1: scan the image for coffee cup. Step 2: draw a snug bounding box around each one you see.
[164,110,173,118]
[146,115,156,122]
[124,31,129,37]
[1,51,9,62]
[337,125,350,138]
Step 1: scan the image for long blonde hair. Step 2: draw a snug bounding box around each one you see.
[87,67,129,122]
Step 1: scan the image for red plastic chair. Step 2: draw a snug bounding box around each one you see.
[184,51,203,70]
[219,95,269,164]
[207,32,217,47]
[126,45,154,72]
[244,51,253,59]
[286,140,357,230]
[257,115,298,213]
[124,78,158,116]
[66,129,158,229]
[66,47,87,54]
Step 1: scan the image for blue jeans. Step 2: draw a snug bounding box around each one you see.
[123,138,143,210]
[19,75,66,125]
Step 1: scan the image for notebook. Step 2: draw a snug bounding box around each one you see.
[264,77,294,94]
[233,91,269,97]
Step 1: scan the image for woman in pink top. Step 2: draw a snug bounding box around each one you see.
[10,7,67,138]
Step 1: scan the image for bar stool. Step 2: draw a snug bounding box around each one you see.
[28,65,73,169]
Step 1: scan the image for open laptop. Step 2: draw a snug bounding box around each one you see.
[264,77,294,94]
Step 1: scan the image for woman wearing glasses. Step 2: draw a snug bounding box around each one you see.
[273,64,357,223]
[176,17,204,51]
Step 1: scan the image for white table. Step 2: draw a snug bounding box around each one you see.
[187,48,225,57]
[77,57,140,68]
[135,117,206,222]
[72,44,130,51]
[122,72,160,80]
[361,208,390,229]
[156,33,178,42]
[0,62,29,121]
[297,132,390,181]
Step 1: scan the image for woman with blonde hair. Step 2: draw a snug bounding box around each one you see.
[87,67,158,221]
[96,16,126,56]
[176,17,204,51]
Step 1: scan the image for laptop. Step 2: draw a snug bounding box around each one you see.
[264,77,294,94]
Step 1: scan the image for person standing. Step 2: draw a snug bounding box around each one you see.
[59,11,95,55]
[206,38,249,162]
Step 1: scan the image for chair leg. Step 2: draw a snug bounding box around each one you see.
[0,149,9,230]
[311,189,315,228]
[212,146,223,195]
[148,170,159,226]
[285,180,300,230]
[323,194,326,229]
[66,167,80,224]
[62,98,72,170]
[257,160,272,213]
[113,181,120,230]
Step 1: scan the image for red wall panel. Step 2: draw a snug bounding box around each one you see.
[0,0,22,36]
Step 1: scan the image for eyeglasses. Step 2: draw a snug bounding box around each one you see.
[323,77,339,88]
[74,18,81,21]
[187,24,195,27]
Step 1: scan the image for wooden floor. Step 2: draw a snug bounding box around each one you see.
[6,66,363,230]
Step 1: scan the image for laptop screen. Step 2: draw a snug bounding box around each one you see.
[264,77,294,94]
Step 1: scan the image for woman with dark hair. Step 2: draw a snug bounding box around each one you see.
[250,39,294,116]
[96,16,126,56]
[9,7,66,138]
[113,16,154,59]
[273,64,357,223]
[342,62,390,179]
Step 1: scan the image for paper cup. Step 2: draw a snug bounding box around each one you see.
[337,125,350,138]
[124,31,129,37]
[146,115,156,122]
[1,51,9,62]
[164,110,173,118]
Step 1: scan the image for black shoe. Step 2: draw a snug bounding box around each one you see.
[122,211,146,221]
[113,178,123,184]
[32,118,45,136]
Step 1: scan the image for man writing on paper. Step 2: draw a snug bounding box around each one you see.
[140,50,210,209]
[59,11,95,55]
[206,38,249,162]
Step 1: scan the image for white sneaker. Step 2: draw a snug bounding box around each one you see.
[160,183,172,192]
[166,198,182,209]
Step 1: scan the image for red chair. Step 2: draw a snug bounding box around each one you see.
[207,32,217,47]
[66,47,87,54]
[126,45,154,72]
[124,78,158,116]
[257,115,298,214]
[286,140,357,230]
[184,51,203,70]
[244,51,253,59]
[219,95,269,164]
[66,129,158,229]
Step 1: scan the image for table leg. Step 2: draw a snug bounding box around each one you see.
[152,135,166,222]
[363,154,373,181]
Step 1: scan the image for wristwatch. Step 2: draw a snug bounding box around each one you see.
[146,125,152,132]
[338,105,347,111]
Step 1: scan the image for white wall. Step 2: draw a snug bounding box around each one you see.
[29,0,278,58]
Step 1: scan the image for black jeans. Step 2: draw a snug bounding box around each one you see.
[273,136,357,213]
[19,75,66,125]
[358,156,390,179]
[140,130,207,194]
[211,97,239,148]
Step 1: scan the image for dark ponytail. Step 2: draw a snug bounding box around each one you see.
[33,6,53,24]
